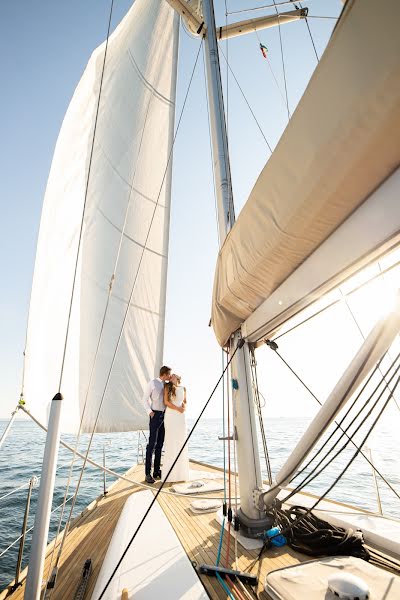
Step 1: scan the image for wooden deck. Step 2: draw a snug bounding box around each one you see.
[0,461,313,599]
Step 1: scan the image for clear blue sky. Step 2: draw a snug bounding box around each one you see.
[0,0,343,420]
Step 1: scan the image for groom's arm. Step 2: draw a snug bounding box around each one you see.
[142,381,154,416]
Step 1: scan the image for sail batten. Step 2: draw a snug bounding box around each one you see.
[24,0,179,433]
[212,0,400,347]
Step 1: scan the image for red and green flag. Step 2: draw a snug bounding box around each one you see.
[259,43,268,59]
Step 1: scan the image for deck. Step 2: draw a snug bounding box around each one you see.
[0,461,338,599]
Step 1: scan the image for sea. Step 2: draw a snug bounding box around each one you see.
[0,417,399,589]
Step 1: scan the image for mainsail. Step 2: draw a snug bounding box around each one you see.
[23,0,179,432]
[212,0,400,347]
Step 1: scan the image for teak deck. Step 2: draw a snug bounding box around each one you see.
[0,461,316,599]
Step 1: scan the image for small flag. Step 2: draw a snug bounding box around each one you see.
[259,43,268,59]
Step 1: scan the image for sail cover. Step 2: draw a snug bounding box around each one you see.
[212,0,400,347]
[23,0,179,432]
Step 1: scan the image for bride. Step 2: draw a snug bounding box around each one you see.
[162,374,190,483]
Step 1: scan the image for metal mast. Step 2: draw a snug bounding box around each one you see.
[202,0,270,534]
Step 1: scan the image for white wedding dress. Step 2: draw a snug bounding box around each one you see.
[162,386,190,483]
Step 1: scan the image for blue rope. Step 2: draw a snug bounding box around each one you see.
[216,517,225,566]
[216,572,236,599]
[216,518,237,597]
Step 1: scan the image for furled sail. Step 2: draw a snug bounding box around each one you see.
[23,0,179,432]
[212,0,400,347]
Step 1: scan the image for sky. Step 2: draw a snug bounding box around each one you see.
[4,0,396,430]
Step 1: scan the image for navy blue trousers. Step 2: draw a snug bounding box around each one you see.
[145,410,165,476]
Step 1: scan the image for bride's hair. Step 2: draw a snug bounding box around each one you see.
[167,375,181,400]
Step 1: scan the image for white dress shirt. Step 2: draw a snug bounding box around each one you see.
[142,378,165,415]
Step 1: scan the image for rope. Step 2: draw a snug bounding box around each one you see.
[97,342,241,599]
[50,39,205,587]
[218,45,273,153]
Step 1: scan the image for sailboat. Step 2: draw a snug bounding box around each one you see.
[1,0,400,598]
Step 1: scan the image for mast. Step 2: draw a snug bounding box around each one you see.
[202,0,270,534]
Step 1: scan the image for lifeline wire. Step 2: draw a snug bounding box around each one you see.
[20,406,234,501]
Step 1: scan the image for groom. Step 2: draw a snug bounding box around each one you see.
[142,365,171,484]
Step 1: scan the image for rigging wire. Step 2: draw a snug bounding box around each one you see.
[250,347,273,484]
[271,0,291,121]
[255,30,287,111]
[48,39,205,588]
[287,354,388,482]
[266,345,400,502]
[97,343,242,600]
[282,354,400,503]
[278,371,400,534]
[218,45,273,153]
[268,257,400,343]
[298,1,319,62]
[340,286,400,414]
[228,0,314,15]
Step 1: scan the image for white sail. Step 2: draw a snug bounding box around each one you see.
[23,0,179,432]
[212,0,400,347]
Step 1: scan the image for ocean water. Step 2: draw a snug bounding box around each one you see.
[0,417,399,589]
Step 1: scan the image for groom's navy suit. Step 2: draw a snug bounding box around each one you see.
[142,377,165,477]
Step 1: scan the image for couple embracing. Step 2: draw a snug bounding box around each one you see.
[142,365,189,484]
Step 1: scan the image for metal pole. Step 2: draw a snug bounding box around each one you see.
[14,477,37,589]
[25,393,63,600]
[203,0,269,534]
[0,407,19,450]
